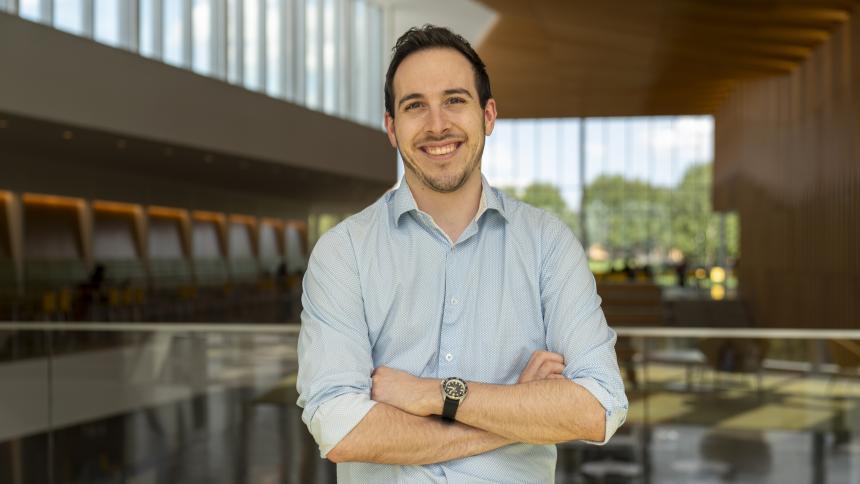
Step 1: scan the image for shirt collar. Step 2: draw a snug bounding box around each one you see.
[389,174,508,227]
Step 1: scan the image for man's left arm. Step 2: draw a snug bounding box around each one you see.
[373,216,627,444]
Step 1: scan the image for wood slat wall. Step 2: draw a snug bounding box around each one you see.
[714,13,860,328]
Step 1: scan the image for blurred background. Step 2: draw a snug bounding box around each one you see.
[1,0,859,482]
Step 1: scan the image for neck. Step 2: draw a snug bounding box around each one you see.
[406,170,482,243]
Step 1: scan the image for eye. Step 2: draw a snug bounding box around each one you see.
[447,97,466,105]
[404,101,424,111]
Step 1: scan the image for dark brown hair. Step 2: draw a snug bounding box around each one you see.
[384,25,492,118]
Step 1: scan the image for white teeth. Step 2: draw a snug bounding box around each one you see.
[425,143,458,156]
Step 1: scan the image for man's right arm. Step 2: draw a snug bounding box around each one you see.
[297,225,509,465]
[326,403,511,465]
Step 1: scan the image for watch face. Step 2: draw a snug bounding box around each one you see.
[443,378,467,401]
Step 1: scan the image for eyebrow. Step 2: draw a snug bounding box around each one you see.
[397,88,474,108]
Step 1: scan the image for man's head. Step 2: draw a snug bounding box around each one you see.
[384,25,497,194]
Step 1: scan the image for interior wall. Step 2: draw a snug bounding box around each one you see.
[0,13,393,186]
[714,14,860,328]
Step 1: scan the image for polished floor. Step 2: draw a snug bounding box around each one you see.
[1,330,859,483]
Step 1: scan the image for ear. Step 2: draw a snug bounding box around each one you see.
[483,98,498,136]
[384,112,398,148]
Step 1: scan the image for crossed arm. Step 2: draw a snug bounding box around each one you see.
[326,351,607,464]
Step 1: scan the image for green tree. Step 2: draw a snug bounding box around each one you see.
[504,164,739,269]
[502,183,580,235]
[670,163,739,266]
[584,175,669,261]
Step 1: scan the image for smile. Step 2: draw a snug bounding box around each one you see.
[420,142,461,157]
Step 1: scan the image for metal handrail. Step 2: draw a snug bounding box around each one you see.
[1,322,859,340]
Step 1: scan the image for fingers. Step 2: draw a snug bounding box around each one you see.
[526,350,564,366]
[518,351,566,383]
[536,360,565,379]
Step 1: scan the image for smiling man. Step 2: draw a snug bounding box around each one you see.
[296,26,627,483]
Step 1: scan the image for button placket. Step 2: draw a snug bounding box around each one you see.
[439,246,461,372]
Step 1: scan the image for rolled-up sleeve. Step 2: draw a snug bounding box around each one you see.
[296,225,376,457]
[540,216,628,445]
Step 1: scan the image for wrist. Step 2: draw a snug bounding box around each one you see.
[421,378,443,415]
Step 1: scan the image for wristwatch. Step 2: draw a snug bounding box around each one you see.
[440,377,468,421]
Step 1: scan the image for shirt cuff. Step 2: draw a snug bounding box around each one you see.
[309,393,377,458]
[572,377,628,445]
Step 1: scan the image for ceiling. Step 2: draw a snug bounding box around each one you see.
[0,112,392,214]
[476,0,855,118]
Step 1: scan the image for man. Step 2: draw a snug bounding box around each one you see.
[297,25,627,483]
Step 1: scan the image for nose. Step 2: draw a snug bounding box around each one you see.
[425,106,451,135]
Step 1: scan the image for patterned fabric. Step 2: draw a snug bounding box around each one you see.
[297,175,628,483]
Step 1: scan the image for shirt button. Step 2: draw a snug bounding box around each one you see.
[451,297,459,305]
[445,353,453,362]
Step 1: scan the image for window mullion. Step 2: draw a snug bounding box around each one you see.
[279,0,291,99]
[257,0,266,91]
[183,0,193,67]
[82,0,94,38]
[337,0,351,118]
[125,0,140,51]
[153,0,164,60]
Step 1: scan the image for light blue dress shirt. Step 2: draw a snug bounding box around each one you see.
[297,175,628,483]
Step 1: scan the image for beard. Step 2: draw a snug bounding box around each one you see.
[398,130,486,194]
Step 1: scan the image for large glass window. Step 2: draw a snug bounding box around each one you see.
[243,0,261,90]
[12,0,389,130]
[54,0,85,35]
[304,0,320,109]
[350,0,368,124]
[227,0,242,83]
[321,0,336,114]
[264,0,281,96]
[94,0,121,46]
[192,0,213,74]
[366,2,383,128]
[483,116,733,280]
[139,0,157,58]
[163,0,184,66]
[19,0,45,22]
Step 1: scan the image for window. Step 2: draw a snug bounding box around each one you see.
[163,0,184,66]
[12,0,389,131]
[243,0,262,90]
[54,0,85,35]
[304,0,320,109]
[95,0,121,46]
[192,0,213,74]
[483,116,728,274]
[321,0,336,114]
[264,0,281,96]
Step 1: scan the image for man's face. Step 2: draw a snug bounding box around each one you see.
[385,48,497,193]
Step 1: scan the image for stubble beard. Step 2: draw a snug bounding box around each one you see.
[398,131,486,194]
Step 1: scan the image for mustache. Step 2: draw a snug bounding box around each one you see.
[416,133,465,145]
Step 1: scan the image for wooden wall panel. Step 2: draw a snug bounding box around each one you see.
[714,15,859,328]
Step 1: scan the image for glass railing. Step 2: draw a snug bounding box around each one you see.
[2,323,859,483]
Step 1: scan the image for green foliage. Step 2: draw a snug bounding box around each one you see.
[504,163,739,267]
[502,183,580,234]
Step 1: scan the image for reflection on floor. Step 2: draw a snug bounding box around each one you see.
[1,336,859,483]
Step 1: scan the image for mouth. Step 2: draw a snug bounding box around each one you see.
[419,141,462,160]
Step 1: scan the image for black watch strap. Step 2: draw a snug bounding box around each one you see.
[442,397,459,421]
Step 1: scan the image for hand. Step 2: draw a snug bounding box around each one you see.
[371,366,439,417]
[518,351,566,384]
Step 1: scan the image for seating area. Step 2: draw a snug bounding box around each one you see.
[0,193,307,324]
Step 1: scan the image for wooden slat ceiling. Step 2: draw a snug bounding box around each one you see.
[476,0,855,118]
